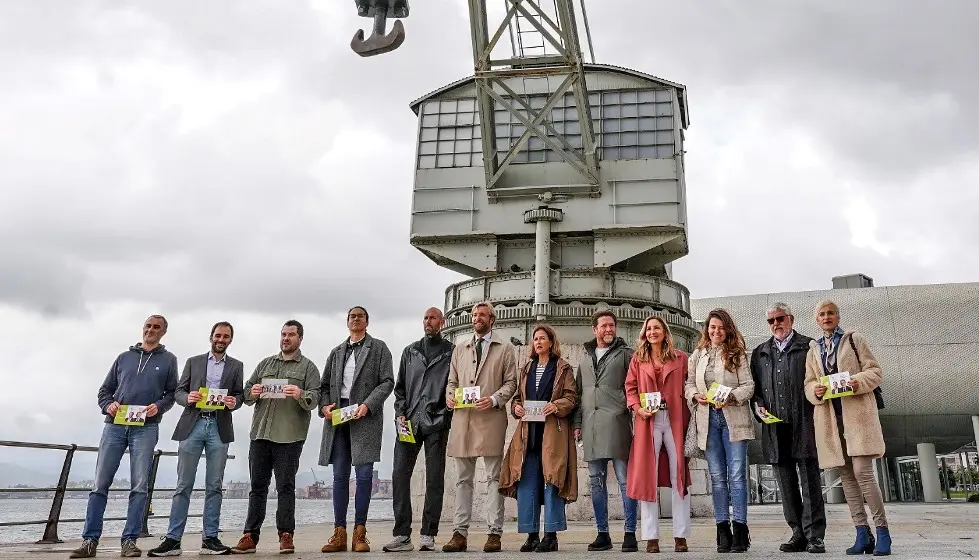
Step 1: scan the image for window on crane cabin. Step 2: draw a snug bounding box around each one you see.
[416,87,678,170]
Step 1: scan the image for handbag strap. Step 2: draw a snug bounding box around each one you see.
[847,334,862,372]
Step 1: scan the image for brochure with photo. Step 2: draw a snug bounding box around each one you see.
[114,405,147,426]
[260,378,287,399]
[455,386,481,409]
[197,387,228,410]
[758,410,783,424]
[706,382,733,405]
[522,400,547,422]
[639,392,662,413]
[819,372,855,399]
[396,417,416,443]
[331,404,360,426]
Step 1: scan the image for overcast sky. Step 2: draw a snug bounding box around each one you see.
[1,0,977,487]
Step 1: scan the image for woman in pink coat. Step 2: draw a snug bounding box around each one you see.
[625,316,692,553]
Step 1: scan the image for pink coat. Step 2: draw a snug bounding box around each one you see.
[625,350,691,503]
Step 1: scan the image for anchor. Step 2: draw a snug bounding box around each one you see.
[351,0,409,57]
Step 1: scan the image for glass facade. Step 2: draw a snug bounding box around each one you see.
[417,89,676,169]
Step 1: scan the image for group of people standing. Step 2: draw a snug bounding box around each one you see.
[68,298,893,558]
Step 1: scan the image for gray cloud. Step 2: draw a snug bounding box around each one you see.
[593,0,979,179]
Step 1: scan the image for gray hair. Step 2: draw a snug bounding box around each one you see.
[766,302,793,317]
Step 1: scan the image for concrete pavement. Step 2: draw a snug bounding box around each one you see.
[3,504,977,559]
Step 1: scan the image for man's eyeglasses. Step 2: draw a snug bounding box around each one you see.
[767,315,790,325]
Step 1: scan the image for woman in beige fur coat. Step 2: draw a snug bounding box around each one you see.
[803,300,891,556]
[685,308,755,553]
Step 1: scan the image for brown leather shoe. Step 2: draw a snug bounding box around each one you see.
[278,532,295,554]
[646,539,660,553]
[230,534,257,554]
[483,534,502,553]
[674,538,688,552]
[442,532,467,553]
[321,527,347,553]
[352,525,370,553]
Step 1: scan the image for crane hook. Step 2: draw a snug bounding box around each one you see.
[351,0,409,57]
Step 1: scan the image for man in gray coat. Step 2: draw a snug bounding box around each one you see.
[573,309,638,552]
[318,306,395,554]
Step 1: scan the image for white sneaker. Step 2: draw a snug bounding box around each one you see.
[382,536,413,552]
[418,535,435,551]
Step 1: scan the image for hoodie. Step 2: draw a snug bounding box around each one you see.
[98,343,179,424]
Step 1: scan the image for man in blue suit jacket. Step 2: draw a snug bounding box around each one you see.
[149,322,244,557]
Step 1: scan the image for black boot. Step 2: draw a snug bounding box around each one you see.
[716,522,732,553]
[730,521,750,553]
[535,533,558,553]
[621,532,638,553]
[521,533,540,553]
[588,532,612,552]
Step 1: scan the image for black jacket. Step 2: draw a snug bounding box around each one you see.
[749,331,817,463]
[394,336,454,438]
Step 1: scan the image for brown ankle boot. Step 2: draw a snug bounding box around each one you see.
[352,525,370,553]
[483,534,502,553]
[442,532,467,553]
[674,538,688,552]
[278,532,295,554]
[321,527,347,553]
[646,539,660,553]
[230,533,257,554]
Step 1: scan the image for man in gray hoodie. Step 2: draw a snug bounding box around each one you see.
[70,315,180,559]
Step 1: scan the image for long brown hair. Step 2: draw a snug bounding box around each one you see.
[634,316,678,363]
[696,308,747,371]
[528,323,562,359]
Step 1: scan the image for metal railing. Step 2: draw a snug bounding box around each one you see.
[0,440,234,544]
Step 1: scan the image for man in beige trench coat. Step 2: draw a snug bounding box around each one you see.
[441,301,518,554]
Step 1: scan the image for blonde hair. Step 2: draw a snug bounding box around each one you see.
[634,316,678,363]
[471,301,496,321]
[529,324,562,359]
[813,300,840,322]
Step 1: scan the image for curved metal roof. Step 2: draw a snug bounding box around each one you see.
[408,63,690,128]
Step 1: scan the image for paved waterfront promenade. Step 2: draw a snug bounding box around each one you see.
[2,504,977,559]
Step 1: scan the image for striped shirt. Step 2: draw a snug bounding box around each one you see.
[535,363,546,392]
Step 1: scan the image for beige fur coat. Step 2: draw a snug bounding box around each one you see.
[803,331,885,469]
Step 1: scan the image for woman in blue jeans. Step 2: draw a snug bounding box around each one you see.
[685,308,755,553]
[499,324,579,553]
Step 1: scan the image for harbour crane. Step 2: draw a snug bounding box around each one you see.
[350,0,601,197]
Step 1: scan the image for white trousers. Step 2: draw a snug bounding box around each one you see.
[639,412,691,540]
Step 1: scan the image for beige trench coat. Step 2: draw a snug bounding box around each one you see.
[445,331,519,458]
[803,331,885,469]
[684,347,756,450]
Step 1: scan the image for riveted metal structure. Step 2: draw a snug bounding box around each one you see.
[392,0,709,521]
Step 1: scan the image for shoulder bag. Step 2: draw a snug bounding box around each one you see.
[848,334,885,410]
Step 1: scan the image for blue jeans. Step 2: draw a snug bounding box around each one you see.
[587,458,637,533]
[330,419,374,528]
[516,451,567,533]
[83,423,159,542]
[705,408,748,524]
[166,417,229,539]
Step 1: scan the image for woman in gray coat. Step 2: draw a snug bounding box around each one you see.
[317,310,395,554]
